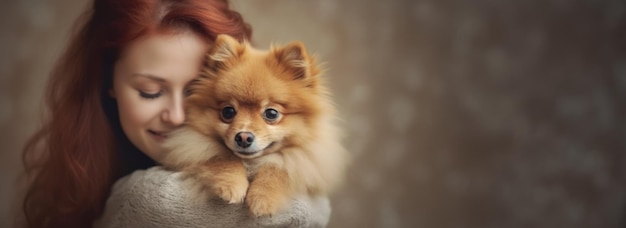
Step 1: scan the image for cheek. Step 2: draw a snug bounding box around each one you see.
[274,115,311,142]
[187,107,224,137]
[265,125,284,140]
[116,91,162,130]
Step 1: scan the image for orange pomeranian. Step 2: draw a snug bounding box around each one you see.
[159,34,348,217]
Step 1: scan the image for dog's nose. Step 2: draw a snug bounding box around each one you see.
[235,132,255,148]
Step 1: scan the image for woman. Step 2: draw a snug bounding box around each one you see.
[19,0,330,227]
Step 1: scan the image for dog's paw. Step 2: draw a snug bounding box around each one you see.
[245,191,281,217]
[212,178,249,204]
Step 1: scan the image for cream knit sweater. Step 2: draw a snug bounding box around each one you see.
[93,167,331,228]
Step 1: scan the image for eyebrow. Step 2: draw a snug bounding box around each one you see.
[133,73,166,83]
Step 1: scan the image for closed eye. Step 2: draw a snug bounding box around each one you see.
[139,90,163,99]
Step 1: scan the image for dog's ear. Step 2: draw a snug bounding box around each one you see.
[205,34,242,73]
[273,41,312,80]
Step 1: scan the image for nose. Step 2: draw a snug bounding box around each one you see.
[162,96,185,126]
[235,132,255,148]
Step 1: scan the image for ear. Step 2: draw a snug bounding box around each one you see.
[206,34,242,72]
[274,42,311,80]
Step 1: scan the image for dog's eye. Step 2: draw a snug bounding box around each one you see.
[263,108,280,121]
[221,106,237,122]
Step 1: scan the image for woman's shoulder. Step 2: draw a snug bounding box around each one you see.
[108,166,185,200]
[93,166,189,227]
[94,166,331,228]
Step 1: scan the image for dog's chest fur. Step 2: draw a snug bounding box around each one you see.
[242,153,285,180]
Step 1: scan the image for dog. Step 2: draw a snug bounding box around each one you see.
[159,34,348,217]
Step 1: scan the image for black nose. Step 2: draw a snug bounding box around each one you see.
[235,132,255,148]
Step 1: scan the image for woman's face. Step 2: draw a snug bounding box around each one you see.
[110,31,209,160]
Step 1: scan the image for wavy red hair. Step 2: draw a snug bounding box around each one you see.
[20,0,251,227]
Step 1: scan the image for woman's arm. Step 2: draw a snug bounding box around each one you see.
[94,167,331,228]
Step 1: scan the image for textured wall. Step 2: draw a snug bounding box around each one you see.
[1,0,625,227]
[0,0,90,225]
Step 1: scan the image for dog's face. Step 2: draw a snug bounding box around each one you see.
[185,35,325,159]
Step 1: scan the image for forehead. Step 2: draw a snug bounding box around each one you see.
[116,31,209,81]
[214,54,293,104]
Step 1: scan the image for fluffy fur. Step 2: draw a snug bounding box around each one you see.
[159,34,348,217]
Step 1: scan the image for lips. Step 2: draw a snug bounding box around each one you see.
[234,142,276,157]
[148,130,168,142]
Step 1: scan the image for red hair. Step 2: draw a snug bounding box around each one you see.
[21,0,251,227]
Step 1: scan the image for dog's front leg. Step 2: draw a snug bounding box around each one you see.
[245,165,290,217]
[188,154,249,204]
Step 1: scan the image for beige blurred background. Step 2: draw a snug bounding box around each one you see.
[1,0,625,227]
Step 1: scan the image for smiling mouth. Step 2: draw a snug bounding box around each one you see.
[234,142,275,156]
[148,130,168,138]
